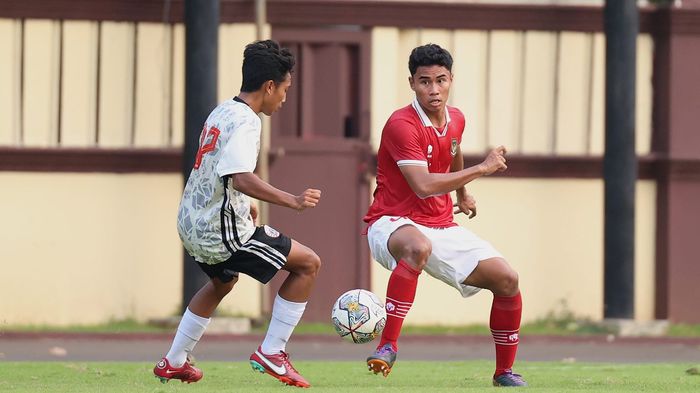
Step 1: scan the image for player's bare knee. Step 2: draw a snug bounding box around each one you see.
[499,270,519,296]
[297,250,321,277]
[399,241,431,270]
[212,276,237,297]
[308,251,321,276]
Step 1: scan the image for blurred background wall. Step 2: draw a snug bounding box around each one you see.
[1,0,698,326]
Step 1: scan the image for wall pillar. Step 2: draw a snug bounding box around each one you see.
[652,6,700,323]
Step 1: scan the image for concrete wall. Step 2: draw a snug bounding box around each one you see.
[0,172,182,325]
[0,21,266,326]
[0,172,263,326]
[371,27,653,156]
[0,20,657,326]
[0,19,268,149]
[368,27,656,324]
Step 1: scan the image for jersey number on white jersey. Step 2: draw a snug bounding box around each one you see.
[194,126,221,169]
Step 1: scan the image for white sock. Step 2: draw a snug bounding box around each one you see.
[165,308,210,367]
[260,294,307,355]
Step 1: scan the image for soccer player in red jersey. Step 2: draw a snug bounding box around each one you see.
[364,44,527,387]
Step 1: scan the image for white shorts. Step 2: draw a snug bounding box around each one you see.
[367,216,503,298]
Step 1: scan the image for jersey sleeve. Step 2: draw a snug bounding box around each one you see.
[382,118,426,167]
[216,123,259,177]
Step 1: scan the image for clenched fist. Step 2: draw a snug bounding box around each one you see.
[479,146,508,176]
[294,188,322,211]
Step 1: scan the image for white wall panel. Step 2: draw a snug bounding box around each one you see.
[488,31,522,151]
[133,23,170,147]
[22,20,60,147]
[0,19,22,146]
[60,21,98,147]
[452,30,489,154]
[170,23,185,148]
[521,31,557,154]
[555,32,592,154]
[636,34,653,155]
[370,27,401,151]
[98,22,135,148]
[589,33,606,155]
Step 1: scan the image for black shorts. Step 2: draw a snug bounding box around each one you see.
[197,225,292,284]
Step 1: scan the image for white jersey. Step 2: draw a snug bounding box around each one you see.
[177,98,260,264]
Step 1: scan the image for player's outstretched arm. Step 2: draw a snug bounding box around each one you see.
[230,172,321,211]
[399,146,507,199]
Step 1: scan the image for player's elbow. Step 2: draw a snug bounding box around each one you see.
[230,174,243,190]
[405,172,441,198]
[230,173,252,192]
[414,192,430,199]
[413,184,438,199]
[412,184,432,199]
[415,192,430,200]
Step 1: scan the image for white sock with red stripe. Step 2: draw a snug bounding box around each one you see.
[261,294,307,355]
[166,308,210,367]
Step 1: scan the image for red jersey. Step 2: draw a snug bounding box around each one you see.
[364,99,465,228]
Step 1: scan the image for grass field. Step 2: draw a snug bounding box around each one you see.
[5,320,700,337]
[1,361,698,392]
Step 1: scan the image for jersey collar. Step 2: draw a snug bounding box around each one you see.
[411,98,451,137]
[233,96,251,107]
[232,96,259,117]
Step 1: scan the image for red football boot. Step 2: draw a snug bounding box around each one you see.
[249,346,310,388]
[153,356,203,384]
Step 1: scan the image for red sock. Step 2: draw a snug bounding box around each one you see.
[378,260,421,351]
[490,292,522,376]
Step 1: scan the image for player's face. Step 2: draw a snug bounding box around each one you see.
[262,73,292,116]
[409,65,453,118]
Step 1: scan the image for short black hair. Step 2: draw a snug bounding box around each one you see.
[241,40,295,92]
[408,44,453,76]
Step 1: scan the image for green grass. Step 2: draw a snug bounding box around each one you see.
[5,319,700,337]
[668,324,700,337]
[1,319,172,334]
[0,361,698,392]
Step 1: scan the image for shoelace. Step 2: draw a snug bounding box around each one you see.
[278,351,299,373]
[180,357,200,378]
[376,345,394,355]
[500,372,525,382]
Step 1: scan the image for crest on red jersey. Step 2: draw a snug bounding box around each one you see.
[450,138,458,156]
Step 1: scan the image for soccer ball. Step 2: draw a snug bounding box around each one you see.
[331,289,386,344]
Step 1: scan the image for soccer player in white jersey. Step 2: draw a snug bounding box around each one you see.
[363,44,527,387]
[153,40,321,388]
